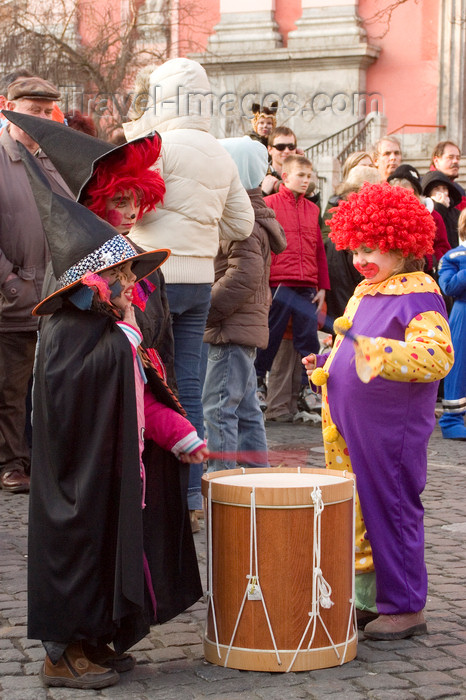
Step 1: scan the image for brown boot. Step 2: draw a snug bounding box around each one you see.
[364,611,427,640]
[82,641,136,673]
[40,641,119,689]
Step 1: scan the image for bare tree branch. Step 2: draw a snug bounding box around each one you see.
[0,0,210,136]
[362,0,420,40]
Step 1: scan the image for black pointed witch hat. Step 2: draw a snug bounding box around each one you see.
[18,143,169,316]
[2,109,160,201]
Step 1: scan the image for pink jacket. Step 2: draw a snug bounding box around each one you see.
[144,386,203,457]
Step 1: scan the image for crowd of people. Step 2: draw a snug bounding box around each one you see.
[0,57,464,689]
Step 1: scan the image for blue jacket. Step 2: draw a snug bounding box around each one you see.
[438,245,466,302]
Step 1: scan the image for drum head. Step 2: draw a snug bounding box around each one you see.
[202,468,354,507]
[211,472,347,487]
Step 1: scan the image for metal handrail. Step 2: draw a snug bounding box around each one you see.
[305,118,365,162]
[305,116,377,166]
[387,123,446,135]
[337,118,376,164]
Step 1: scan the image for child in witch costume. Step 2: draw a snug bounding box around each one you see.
[303,183,454,641]
[1,108,177,386]
[22,148,207,690]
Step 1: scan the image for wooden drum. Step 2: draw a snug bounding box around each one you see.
[202,468,357,672]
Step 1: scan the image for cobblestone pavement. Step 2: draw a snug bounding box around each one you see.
[1,421,465,699]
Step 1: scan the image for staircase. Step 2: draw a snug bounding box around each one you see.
[304,116,378,166]
[304,115,466,207]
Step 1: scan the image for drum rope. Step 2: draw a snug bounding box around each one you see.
[206,481,221,658]
[224,486,282,668]
[341,476,357,665]
[287,485,339,672]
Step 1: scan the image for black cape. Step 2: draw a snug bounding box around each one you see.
[29,306,202,652]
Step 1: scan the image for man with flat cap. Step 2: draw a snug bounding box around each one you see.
[0,76,72,493]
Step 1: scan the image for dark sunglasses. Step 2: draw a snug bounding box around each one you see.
[271,142,297,152]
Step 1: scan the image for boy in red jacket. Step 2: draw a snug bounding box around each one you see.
[255,155,330,417]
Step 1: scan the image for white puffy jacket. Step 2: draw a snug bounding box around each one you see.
[123,58,254,284]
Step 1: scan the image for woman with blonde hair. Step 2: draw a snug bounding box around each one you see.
[341,150,375,182]
[324,160,381,322]
[322,151,376,240]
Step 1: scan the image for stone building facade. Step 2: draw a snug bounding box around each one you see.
[186,0,465,153]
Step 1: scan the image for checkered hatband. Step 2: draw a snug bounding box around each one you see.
[58,235,138,288]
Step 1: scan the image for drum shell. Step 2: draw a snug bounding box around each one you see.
[202,468,357,672]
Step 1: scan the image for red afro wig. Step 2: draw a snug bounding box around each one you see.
[83,136,165,221]
[328,182,435,258]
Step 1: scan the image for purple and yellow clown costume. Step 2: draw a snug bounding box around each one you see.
[312,183,454,617]
[314,273,453,614]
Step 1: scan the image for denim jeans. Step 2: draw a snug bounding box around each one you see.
[202,343,269,472]
[166,283,211,510]
[255,286,320,385]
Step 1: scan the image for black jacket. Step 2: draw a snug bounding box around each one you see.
[421,170,461,248]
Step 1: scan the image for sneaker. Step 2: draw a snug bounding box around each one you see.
[256,377,267,412]
[298,385,321,413]
[293,410,322,424]
[267,413,294,423]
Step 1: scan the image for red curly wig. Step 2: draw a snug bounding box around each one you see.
[328,182,435,258]
[83,136,165,221]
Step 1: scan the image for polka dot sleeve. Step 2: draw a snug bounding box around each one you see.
[359,311,454,383]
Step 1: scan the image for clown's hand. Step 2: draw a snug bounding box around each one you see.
[353,335,385,384]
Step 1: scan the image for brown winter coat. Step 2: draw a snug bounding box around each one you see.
[0,128,72,331]
[204,188,286,349]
